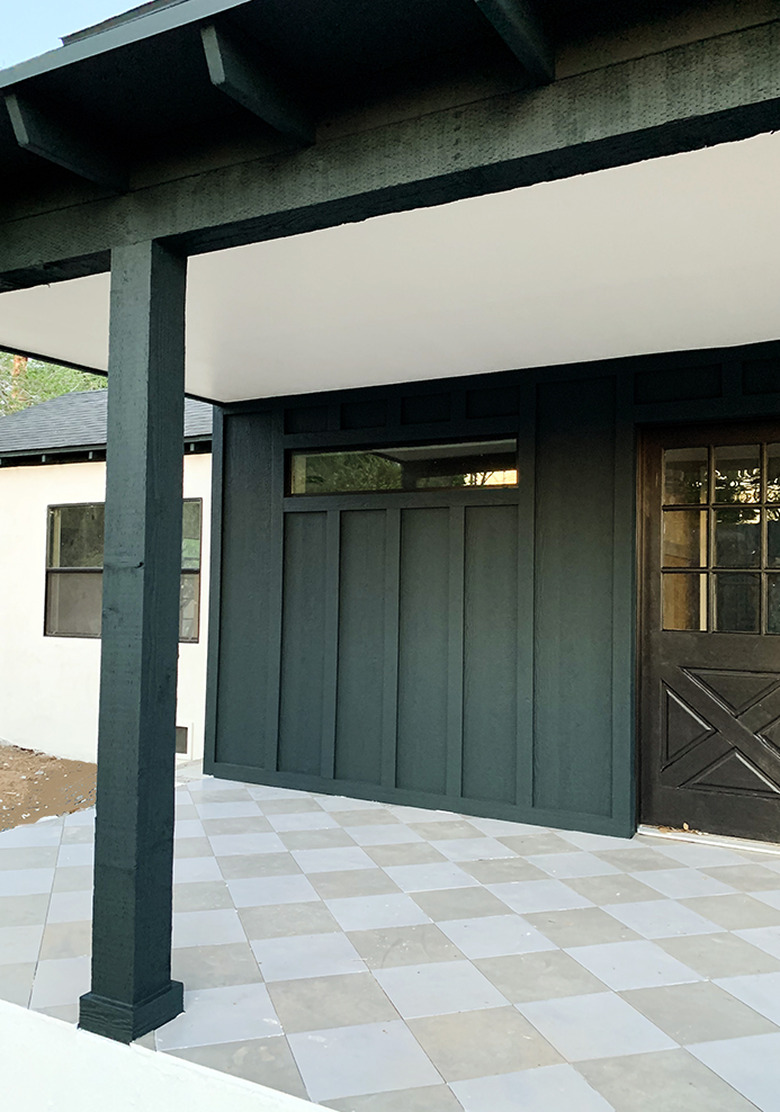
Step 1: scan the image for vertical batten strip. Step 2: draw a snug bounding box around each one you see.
[515,380,537,808]
[611,371,637,833]
[446,504,466,799]
[265,409,286,772]
[381,508,401,789]
[320,509,341,779]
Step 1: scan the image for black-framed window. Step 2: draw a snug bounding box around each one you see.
[45,500,202,641]
[288,438,519,495]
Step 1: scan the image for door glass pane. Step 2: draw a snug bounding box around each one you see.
[714,573,760,633]
[714,445,760,504]
[714,508,760,568]
[663,448,707,504]
[768,444,780,504]
[662,510,707,567]
[663,574,707,631]
[768,574,780,634]
[768,509,780,568]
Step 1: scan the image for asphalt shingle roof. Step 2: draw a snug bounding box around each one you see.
[0,390,212,457]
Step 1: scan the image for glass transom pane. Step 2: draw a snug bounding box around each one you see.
[290,439,519,495]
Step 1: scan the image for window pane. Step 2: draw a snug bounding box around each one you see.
[48,504,104,568]
[663,574,707,631]
[714,508,760,568]
[768,575,780,634]
[768,509,780,568]
[714,444,760,504]
[768,444,780,504]
[46,572,103,636]
[662,510,707,568]
[714,573,760,633]
[179,573,200,642]
[290,440,518,495]
[663,448,707,505]
[181,499,202,570]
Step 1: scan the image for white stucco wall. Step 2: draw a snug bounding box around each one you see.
[0,453,211,764]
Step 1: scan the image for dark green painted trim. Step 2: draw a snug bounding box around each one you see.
[2,23,779,283]
[446,504,465,800]
[381,508,401,791]
[319,510,340,780]
[201,23,314,145]
[203,406,225,773]
[514,379,536,809]
[4,92,127,192]
[0,0,249,86]
[262,409,285,774]
[611,373,638,832]
[208,759,637,838]
[79,981,183,1045]
[474,0,554,83]
[79,240,186,1041]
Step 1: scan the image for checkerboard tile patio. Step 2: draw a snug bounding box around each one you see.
[2,767,780,1111]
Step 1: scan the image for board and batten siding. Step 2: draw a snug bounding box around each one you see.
[206,341,780,836]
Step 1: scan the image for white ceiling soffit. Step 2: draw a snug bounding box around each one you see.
[1,131,779,404]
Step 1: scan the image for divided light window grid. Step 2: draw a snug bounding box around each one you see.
[45,500,202,641]
[661,443,780,634]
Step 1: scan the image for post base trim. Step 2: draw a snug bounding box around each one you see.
[79,980,184,1044]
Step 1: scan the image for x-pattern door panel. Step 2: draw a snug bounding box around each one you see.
[641,423,780,841]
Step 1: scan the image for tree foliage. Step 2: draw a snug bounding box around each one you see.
[0,351,106,416]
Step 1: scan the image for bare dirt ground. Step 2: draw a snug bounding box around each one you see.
[0,744,96,832]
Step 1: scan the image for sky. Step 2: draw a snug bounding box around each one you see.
[0,0,143,69]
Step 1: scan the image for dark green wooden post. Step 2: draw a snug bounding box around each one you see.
[79,240,186,1043]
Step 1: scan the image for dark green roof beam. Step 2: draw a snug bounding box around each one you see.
[474,0,553,84]
[4,92,127,192]
[201,23,314,146]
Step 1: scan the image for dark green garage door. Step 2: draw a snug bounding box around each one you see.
[278,440,523,807]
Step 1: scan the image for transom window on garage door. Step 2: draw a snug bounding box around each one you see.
[662,443,780,633]
[45,500,202,641]
[288,438,519,495]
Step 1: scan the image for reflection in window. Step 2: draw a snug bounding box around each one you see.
[714,445,760,504]
[714,508,760,568]
[714,573,760,633]
[663,574,707,631]
[289,440,519,495]
[662,510,707,568]
[45,501,202,641]
[663,448,708,505]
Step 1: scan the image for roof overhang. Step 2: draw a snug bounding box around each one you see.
[1,130,778,404]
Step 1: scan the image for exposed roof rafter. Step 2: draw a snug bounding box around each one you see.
[474,0,554,84]
[4,92,127,192]
[201,23,314,146]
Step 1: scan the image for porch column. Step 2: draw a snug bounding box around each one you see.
[79,240,187,1043]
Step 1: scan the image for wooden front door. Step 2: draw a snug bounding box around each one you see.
[640,424,780,841]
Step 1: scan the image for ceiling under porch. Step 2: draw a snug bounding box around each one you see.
[0,131,778,404]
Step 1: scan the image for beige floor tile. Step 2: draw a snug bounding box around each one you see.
[409,1006,562,1080]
